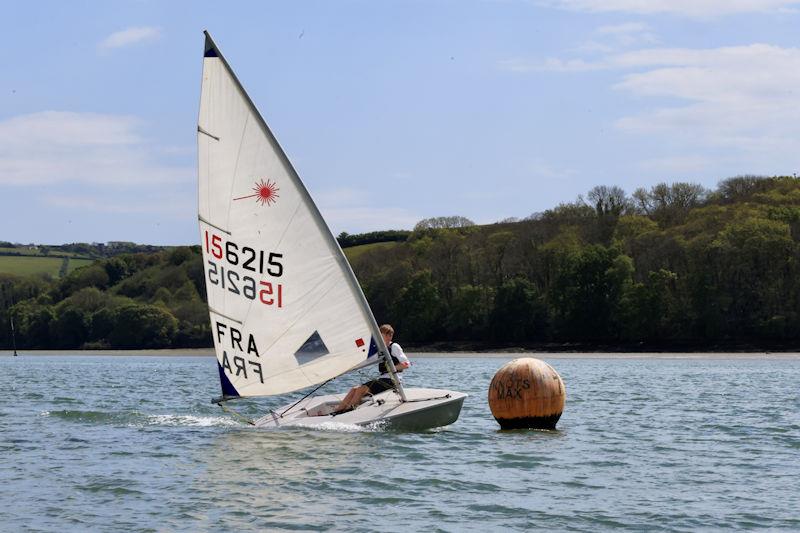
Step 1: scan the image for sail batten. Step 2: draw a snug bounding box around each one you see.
[198,216,230,235]
[198,31,387,397]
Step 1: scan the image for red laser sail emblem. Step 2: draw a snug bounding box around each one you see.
[233,179,280,206]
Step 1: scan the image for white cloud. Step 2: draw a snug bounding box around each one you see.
[499,56,605,72]
[502,26,660,71]
[0,111,191,186]
[314,187,419,232]
[527,158,576,180]
[637,155,716,176]
[544,0,800,17]
[610,45,800,149]
[320,206,420,233]
[596,22,649,35]
[577,22,658,53]
[98,26,161,50]
[314,187,369,207]
[509,43,800,159]
[42,193,192,216]
[0,111,141,147]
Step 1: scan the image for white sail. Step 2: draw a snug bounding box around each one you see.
[197,32,383,397]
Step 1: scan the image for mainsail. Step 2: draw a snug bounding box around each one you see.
[198,32,386,397]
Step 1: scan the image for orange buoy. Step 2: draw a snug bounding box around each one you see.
[488,358,566,429]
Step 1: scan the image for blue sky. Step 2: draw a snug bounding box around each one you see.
[2,0,800,245]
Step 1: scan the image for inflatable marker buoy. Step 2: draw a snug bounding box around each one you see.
[488,358,565,429]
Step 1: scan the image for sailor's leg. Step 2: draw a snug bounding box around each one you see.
[335,385,369,412]
[367,378,394,394]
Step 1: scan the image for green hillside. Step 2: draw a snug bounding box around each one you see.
[3,175,800,350]
[0,256,66,277]
[346,175,800,347]
[0,256,95,277]
[0,242,162,279]
[0,247,208,350]
[343,241,399,262]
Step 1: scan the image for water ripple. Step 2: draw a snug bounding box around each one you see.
[1,355,799,531]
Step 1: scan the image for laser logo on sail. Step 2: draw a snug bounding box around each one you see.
[233,179,280,206]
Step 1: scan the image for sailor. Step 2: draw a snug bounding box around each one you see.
[335,324,409,413]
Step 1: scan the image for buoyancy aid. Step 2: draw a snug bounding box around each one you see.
[378,342,400,374]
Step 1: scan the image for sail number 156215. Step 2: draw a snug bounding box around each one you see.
[204,230,284,308]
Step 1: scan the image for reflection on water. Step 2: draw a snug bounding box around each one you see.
[1,355,799,531]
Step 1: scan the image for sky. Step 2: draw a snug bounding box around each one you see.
[2,0,800,245]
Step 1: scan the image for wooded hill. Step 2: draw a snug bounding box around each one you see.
[353,175,800,348]
[1,247,208,349]
[2,175,800,350]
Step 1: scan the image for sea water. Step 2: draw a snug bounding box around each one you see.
[1,354,798,532]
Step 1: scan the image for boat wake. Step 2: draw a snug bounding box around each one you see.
[272,420,370,433]
[41,410,240,428]
[41,409,139,425]
[145,414,240,428]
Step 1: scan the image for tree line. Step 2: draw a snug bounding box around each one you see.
[0,241,163,258]
[352,175,800,347]
[0,247,209,349]
[1,175,799,350]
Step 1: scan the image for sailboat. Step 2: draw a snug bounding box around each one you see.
[197,32,466,430]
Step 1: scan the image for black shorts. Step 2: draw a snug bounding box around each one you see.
[364,377,394,395]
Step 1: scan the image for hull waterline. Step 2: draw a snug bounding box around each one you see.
[254,387,467,430]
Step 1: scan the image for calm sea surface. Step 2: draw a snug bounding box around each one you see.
[1,354,799,532]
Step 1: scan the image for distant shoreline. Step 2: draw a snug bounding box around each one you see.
[0,349,216,357]
[2,349,799,359]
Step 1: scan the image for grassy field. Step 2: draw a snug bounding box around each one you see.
[0,247,92,259]
[0,247,38,255]
[0,256,95,277]
[67,258,95,273]
[343,241,398,262]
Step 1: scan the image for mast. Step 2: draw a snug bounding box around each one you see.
[10,316,17,357]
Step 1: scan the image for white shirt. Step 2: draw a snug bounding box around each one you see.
[379,342,409,379]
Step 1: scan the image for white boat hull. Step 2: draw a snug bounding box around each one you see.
[254,387,467,430]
